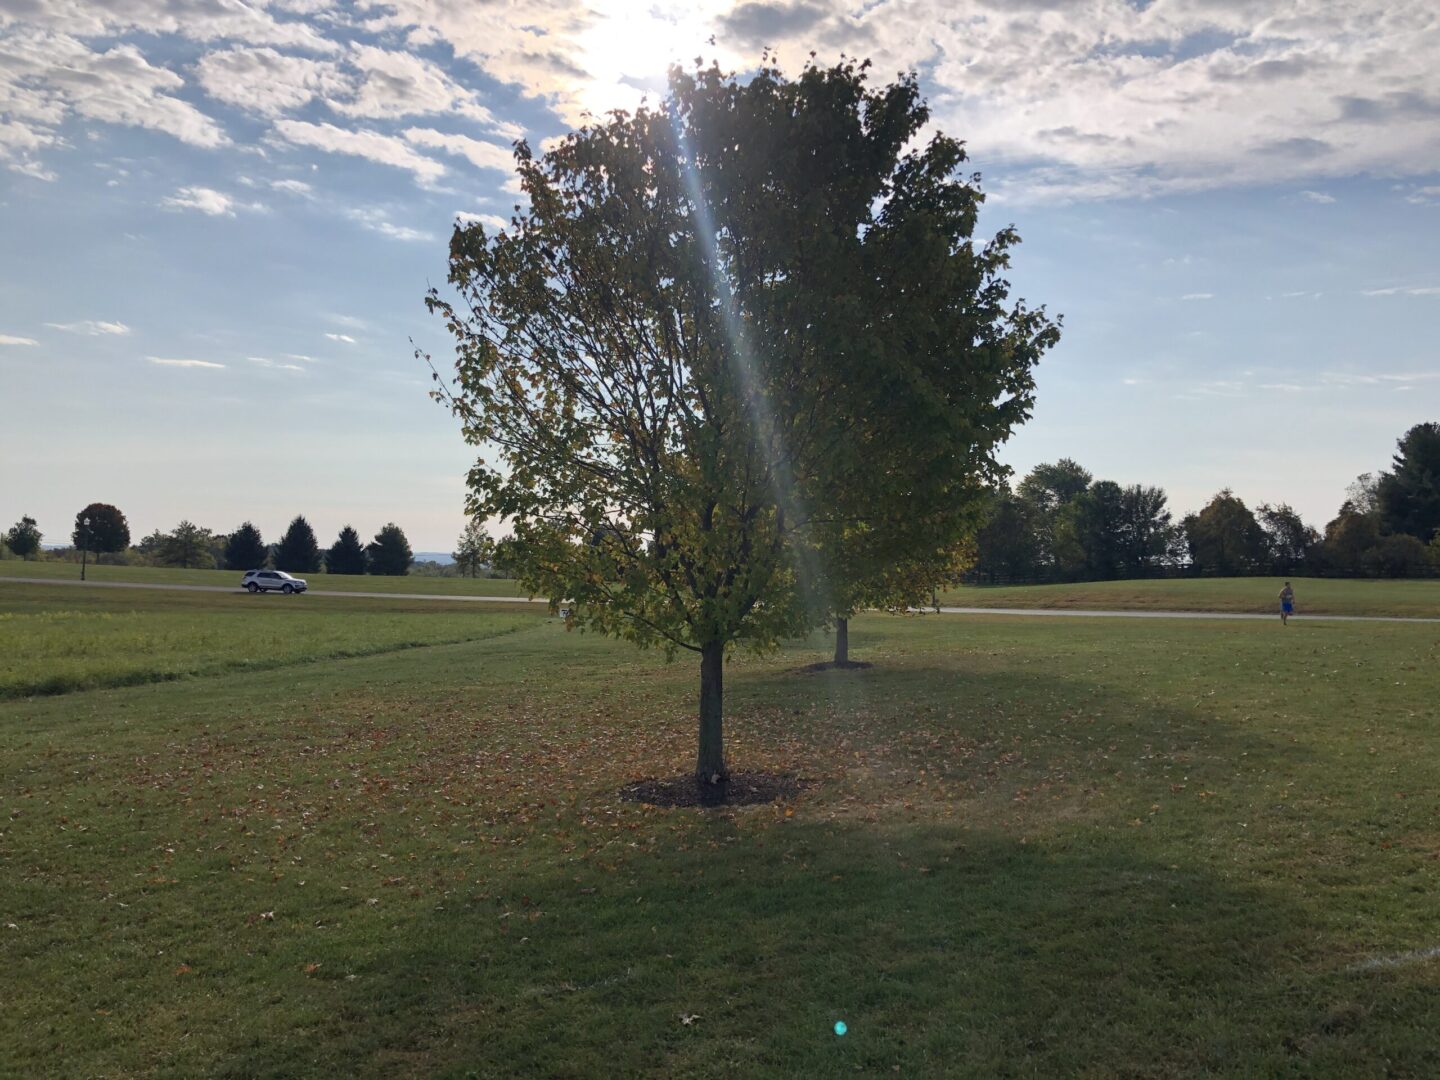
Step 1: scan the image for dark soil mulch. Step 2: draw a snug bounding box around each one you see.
[618,771,809,808]
[796,660,874,673]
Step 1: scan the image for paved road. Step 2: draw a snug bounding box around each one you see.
[0,576,546,604]
[5,576,1437,623]
[935,605,1440,624]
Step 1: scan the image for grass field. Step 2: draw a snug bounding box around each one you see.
[3,585,1440,1076]
[942,575,1440,618]
[0,559,530,597]
[8,561,1438,620]
[0,585,543,698]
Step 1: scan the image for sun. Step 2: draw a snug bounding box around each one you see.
[572,0,733,118]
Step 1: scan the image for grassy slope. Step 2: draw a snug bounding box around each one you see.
[0,559,530,596]
[940,576,1440,618]
[0,585,544,698]
[3,588,1440,1076]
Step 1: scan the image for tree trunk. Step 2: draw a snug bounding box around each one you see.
[696,641,728,784]
[834,617,849,665]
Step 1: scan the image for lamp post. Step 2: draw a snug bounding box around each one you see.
[80,514,90,582]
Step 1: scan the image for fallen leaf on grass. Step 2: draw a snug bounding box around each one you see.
[174,964,192,976]
[304,963,321,975]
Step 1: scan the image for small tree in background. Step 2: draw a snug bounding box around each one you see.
[326,526,369,575]
[972,488,1043,583]
[1364,533,1431,578]
[1182,490,1266,576]
[1323,502,1380,575]
[366,523,413,576]
[73,503,130,564]
[1256,503,1319,575]
[274,515,322,573]
[453,519,495,578]
[5,516,42,560]
[224,522,267,570]
[160,521,216,569]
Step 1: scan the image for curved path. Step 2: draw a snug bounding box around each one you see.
[4,576,1436,622]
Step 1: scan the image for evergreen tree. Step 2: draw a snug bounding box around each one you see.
[224,522,267,570]
[366,523,413,576]
[274,515,322,573]
[1377,422,1440,543]
[325,526,368,575]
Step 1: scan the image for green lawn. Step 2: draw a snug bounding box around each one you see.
[0,584,544,698]
[3,586,1439,1076]
[0,558,529,597]
[941,575,1440,618]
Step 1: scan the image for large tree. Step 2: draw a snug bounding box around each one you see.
[1017,459,1092,575]
[160,521,215,569]
[972,489,1043,583]
[1256,503,1319,575]
[1116,484,1174,578]
[326,526,368,575]
[426,59,1056,787]
[5,516,41,560]
[1323,501,1380,575]
[224,522,267,570]
[1377,422,1440,543]
[72,503,129,561]
[453,519,495,578]
[1182,490,1266,576]
[274,515,322,573]
[366,523,413,576]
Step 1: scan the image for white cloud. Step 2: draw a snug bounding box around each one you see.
[1180,292,1215,301]
[246,356,304,371]
[270,178,313,195]
[325,332,357,343]
[147,356,225,369]
[402,128,513,172]
[0,333,39,345]
[1,31,228,158]
[1299,190,1337,203]
[456,210,507,229]
[1,1,340,52]
[271,119,445,183]
[195,47,350,117]
[1361,285,1440,296]
[342,206,436,241]
[45,320,132,335]
[161,185,263,216]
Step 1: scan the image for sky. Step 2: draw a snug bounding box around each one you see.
[1,0,1438,552]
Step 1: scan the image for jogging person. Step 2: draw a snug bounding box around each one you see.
[1278,582,1295,625]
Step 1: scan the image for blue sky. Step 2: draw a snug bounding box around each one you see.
[1,0,1438,552]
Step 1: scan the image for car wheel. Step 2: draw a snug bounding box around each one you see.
[282,583,295,594]
[247,583,259,594]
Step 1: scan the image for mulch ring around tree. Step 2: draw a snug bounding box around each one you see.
[795,660,874,673]
[619,772,810,808]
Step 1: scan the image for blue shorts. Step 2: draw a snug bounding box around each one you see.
[1282,600,1293,614]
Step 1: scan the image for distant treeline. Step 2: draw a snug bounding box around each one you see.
[971,422,1440,583]
[1,511,443,577]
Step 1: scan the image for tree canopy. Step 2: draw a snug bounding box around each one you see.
[1377,422,1440,544]
[326,526,368,575]
[5,516,41,560]
[1182,490,1266,576]
[224,522,267,570]
[366,523,413,576]
[426,58,1057,784]
[73,503,129,555]
[274,516,322,573]
[453,519,495,578]
[160,521,215,569]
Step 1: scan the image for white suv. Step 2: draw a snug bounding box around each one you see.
[241,569,308,594]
